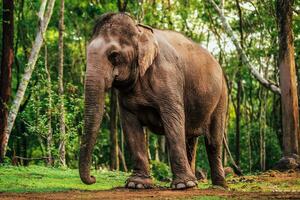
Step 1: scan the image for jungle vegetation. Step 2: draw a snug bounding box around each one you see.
[0,0,300,179]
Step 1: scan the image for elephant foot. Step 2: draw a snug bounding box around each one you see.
[125,173,154,189]
[212,179,228,189]
[171,178,198,190]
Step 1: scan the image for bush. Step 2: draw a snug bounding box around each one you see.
[151,160,172,182]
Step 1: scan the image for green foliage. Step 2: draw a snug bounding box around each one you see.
[151,160,172,182]
[1,0,300,178]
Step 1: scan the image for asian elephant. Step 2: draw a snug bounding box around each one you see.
[79,12,227,190]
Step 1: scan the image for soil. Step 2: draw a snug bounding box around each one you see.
[1,188,300,200]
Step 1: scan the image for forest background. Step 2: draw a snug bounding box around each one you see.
[0,0,300,181]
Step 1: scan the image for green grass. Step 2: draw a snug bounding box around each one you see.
[0,165,129,193]
[0,165,180,193]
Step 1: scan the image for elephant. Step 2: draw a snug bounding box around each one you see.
[79,12,228,190]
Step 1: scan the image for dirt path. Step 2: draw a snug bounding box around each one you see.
[1,188,300,200]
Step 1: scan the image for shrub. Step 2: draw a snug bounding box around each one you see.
[151,160,172,182]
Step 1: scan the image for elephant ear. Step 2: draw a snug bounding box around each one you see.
[137,24,158,77]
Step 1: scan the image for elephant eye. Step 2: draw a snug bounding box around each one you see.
[108,51,123,66]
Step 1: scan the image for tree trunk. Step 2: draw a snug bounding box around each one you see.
[158,136,166,162]
[0,0,14,163]
[235,79,241,166]
[110,88,119,170]
[154,138,159,162]
[44,44,53,166]
[248,81,254,173]
[273,94,284,151]
[144,128,151,162]
[276,0,299,161]
[58,0,66,167]
[259,87,267,171]
[117,0,128,12]
[137,0,145,22]
[260,59,269,171]
[117,102,127,171]
[223,121,229,167]
[118,146,127,172]
[223,137,243,176]
[223,75,231,168]
[1,0,56,159]
[21,132,28,166]
[234,0,244,167]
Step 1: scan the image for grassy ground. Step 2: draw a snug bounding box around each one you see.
[0,165,300,199]
[227,171,300,192]
[0,165,129,192]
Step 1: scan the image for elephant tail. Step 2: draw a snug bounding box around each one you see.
[222,74,243,176]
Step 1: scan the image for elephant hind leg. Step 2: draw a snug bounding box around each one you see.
[205,97,227,188]
[120,107,153,189]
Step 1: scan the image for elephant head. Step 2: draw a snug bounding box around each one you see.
[79,13,158,184]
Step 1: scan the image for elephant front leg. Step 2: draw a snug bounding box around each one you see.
[120,107,153,189]
[160,105,197,189]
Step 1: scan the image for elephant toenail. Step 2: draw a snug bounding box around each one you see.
[186,181,196,187]
[176,183,186,189]
[136,183,144,189]
[127,182,135,188]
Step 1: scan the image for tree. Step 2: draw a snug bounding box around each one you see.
[1,0,299,173]
[0,0,56,159]
[44,44,53,166]
[234,0,244,166]
[110,89,119,170]
[207,0,281,95]
[0,0,14,163]
[158,136,166,162]
[117,0,128,12]
[275,0,300,169]
[107,0,129,171]
[58,0,66,167]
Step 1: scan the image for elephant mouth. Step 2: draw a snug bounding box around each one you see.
[112,61,139,93]
[113,77,136,92]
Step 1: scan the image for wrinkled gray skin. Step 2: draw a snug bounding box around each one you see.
[79,12,227,190]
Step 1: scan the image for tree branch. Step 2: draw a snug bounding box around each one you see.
[207,0,281,95]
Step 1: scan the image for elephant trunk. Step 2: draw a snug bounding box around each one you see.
[79,70,105,185]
